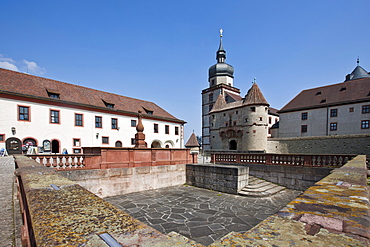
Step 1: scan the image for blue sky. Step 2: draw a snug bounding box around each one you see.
[1,1,369,141]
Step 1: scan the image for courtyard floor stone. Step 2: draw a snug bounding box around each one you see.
[105,184,302,246]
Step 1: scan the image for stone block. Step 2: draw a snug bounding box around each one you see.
[136,166,151,174]
[166,165,178,171]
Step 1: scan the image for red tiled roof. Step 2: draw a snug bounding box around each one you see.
[279,77,370,113]
[185,132,200,147]
[243,83,269,106]
[0,68,185,123]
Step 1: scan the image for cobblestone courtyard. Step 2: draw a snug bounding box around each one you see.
[106,185,301,245]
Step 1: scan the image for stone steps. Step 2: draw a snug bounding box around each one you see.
[238,176,286,197]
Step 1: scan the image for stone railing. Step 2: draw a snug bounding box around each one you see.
[212,153,356,167]
[27,154,85,169]
[26,147,196,170]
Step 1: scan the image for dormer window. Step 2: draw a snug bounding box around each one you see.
[48,93,60,99]
[46,89,60,99]
[316,91,322,96]
[143,107,154,115]
[320,99,326,103]
[340,87,346,92]
[102,100,114,108]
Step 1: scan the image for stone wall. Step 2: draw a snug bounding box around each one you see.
[59,164,185,198]
[218,163,332,191]
[267,134,370,157]
[186,164,249,194]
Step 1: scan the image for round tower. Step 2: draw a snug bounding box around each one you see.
[242,82,269,152]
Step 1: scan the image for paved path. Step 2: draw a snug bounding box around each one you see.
[0,156,20,247]
[106,185,301,246]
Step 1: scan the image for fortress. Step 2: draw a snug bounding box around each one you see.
[202,31,370,157]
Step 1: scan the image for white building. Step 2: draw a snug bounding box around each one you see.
[0,68,185,154]
[278,61,370,138]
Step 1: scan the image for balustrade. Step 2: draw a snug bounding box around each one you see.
[212,153,354,167]
[28,154,85,169]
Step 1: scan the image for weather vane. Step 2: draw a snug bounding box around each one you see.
[253,78,256,84]
[357,56,360,65]
[220,28,223,37]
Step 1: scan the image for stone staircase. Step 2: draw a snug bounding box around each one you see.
[238,176,286,197]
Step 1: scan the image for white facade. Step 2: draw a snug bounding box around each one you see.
[278,103,370,138]
[0,97,184,153]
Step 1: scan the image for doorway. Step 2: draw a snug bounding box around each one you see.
[229,140,237,150]
[51,140,60,153]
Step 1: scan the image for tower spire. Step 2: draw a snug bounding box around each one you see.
[216,28,226,63]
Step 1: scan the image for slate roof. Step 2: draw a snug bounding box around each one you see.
[279,77,370,113]
[0,68,185,123]
[185,132,200,147]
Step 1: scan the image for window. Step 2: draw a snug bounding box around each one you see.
[18,106,30,121]
[75,114,83,126]
[330,109,338,117]
[146,110,153,115]
[301,125,307,133]
[95,116,102,128]
[73,138,80,147]
[131,120,137,127]
[131,138,136,145]
[233,121,236,126]
[48,92,60,99]
[73,148,81,154]
[50,110,60,124]
[211,79,215,86]
[103,100,114,108]
[102,136,109,144]
[245,118,248,122]
[320,99,326,103]
[209,104,213,112]
[362,105,370,114]
[165,125,169,134]
[225,96,229,102]
[175,126,179,135]
[316,91,322,95]
[154,123,158,133]
[340,87,346,92]
[301,112,308,120]
[259,117,263,121]
[111,118,118,129]
[269,117,272,124]
[0,134,4,142]
[209,93,213,102]
[115,141,122,147]
[361,120,369,129]
[349,107,354,112]
[251,107,256,112]
[330,122,337,131]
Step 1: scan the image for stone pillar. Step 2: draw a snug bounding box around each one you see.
[134,111,147,148]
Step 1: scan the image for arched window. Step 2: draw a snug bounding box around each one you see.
[115,141,122,147]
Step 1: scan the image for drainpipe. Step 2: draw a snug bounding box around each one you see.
[326,106,329,136]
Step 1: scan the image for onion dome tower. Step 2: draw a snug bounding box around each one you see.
[208,29,234,87]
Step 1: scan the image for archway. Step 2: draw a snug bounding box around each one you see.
[51,140,60,153]
[151,141,162,148]
[229,140,237,150]
[115,141,122,147]
[6,137,22,154]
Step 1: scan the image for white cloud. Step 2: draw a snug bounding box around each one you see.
[23,60,46,75]
[0,54,16,63]
[0,61,19,71]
